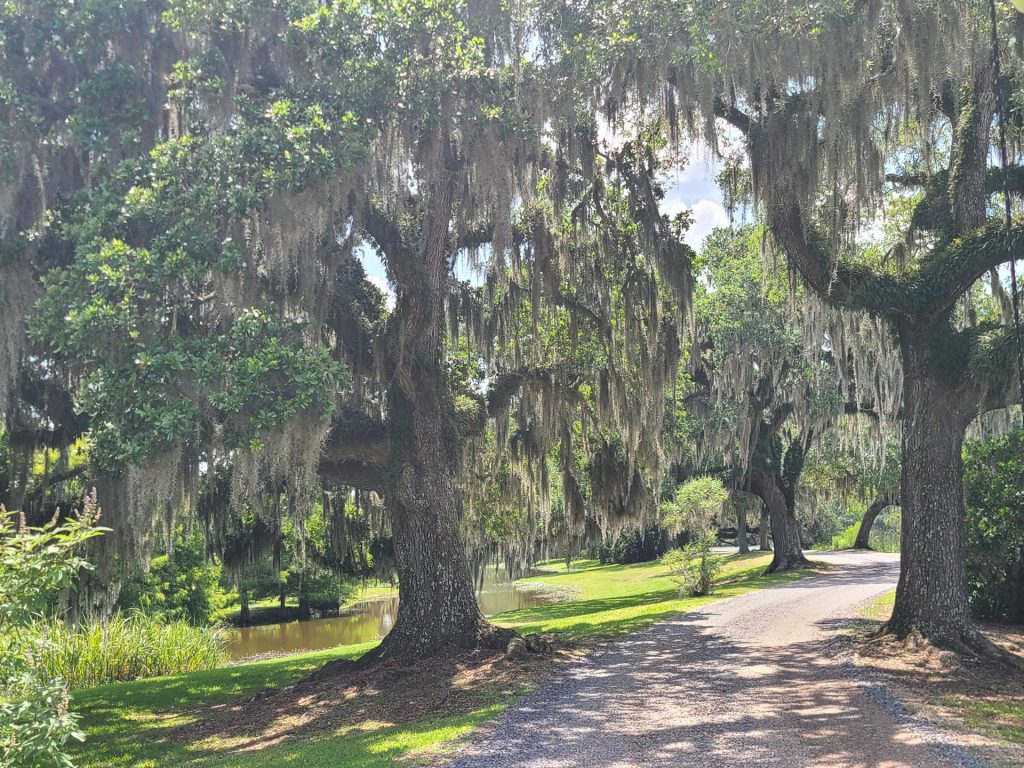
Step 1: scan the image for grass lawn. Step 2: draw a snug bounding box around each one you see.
[70,551,811,768]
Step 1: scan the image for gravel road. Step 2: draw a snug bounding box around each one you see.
[447,551,981,768]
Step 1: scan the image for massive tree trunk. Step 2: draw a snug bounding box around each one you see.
[370,363,514,661]
[749,467,810,574]
[347,140,516,662]
[854,494,897,550]
[887,333,977,649]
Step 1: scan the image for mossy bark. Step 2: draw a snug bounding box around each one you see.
[886,332,978,650]
[854,495,896,550]
[364,361,515,662]
[749,467,811,574]
[357,160,515,663]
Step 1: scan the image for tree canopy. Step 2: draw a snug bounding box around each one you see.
[3,0,1024,658]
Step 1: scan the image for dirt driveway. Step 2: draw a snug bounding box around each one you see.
[447,551,983,768]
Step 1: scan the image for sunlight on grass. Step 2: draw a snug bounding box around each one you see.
[858,589,896,622]
[941,696,1024,746]
[71,552,810,768]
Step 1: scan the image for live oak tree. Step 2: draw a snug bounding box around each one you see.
[692,225,841,572]
[569,0,1024,650]
[2,0,691,659]
[801,428,902,550]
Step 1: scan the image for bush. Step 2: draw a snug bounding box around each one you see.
[963,430,1024,622]
[830,522,859,550]
[117,530,229,626]
[598,527,666,564]
[1,498,105,767]
[662,532,724,597]
[37,613,226,689]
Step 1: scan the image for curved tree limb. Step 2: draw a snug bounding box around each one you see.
[319,409,389,493]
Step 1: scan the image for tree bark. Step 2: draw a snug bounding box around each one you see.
[350,141,518,662]
[749,467,810,573]
[736,502,749,554]
[887,335,977,650]
[759,506,771,551]
[854,494,897,550]
[366,357,514,662]
[239,587,251,626]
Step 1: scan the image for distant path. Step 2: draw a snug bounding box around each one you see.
[447,551,976,768]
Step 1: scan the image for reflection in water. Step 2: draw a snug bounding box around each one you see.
[225,574,545,660]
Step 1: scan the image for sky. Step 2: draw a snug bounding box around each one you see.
[357,156,726,303]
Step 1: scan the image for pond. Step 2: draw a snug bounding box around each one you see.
[224,572,548,660]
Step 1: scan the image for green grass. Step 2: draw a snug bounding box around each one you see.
[942,697,1024,747]
[506,552,805,641]
[858,589,896,622]
[341,582,398,608]
[71,552,814,768]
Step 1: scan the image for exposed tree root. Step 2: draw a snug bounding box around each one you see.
[877,621,1024,668]
[762,552,814,575]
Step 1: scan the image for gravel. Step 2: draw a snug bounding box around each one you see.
[445,551,989,768]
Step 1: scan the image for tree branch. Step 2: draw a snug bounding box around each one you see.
[712,96,751,136]
[319,409,389,493]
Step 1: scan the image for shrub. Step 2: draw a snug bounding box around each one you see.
[0,497,105,767]
[37,613,226,689]
[598,527,665,564]
[830,522,859,550]
[963,430,1024,622]
[662,532,724,597]
[117,530,229,626]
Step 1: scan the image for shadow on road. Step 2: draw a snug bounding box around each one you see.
[447,554,963,768]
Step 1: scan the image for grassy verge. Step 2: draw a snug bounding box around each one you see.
[341,582,398,608]
[71,552,812,768]
[851,589,1024,766]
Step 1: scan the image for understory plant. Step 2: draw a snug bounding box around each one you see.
[963,430,1024,622]
[663,532,724,597]
[0,495,105,767]
[38,613,226,690]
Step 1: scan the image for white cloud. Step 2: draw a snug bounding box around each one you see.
[367,275,396,311]
[683,198,730,251]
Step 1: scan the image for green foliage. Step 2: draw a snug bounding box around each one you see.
[596,527,665,565]
[870,508,901,553]
[68,554,804,767]
[830,522,860,550]
[661,532,724,597]
[963,430,1024,622]
[661,476,728,534]
[37,613,225,690]
[117,530,229,625]
[0,496,106,768]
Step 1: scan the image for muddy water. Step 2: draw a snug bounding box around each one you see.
[225,574,545,659]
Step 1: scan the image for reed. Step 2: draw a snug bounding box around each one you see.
[36,613,226,689]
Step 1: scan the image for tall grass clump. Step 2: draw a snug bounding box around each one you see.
[38,613,226,689]
[830,523,859,550]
